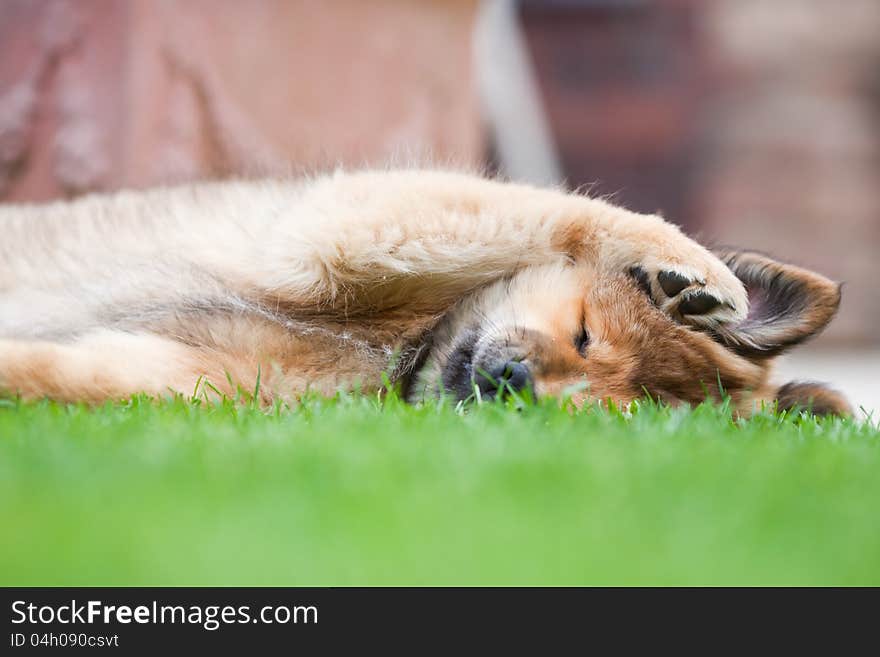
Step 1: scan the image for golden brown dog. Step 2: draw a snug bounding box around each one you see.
[0,169,849,415]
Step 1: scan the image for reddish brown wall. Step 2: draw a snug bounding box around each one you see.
[521,1,709,231]
[0,0,484,202]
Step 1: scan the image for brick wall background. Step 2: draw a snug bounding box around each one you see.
[0,0,483,202]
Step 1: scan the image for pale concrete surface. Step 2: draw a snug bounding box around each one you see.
[774,348,880,421]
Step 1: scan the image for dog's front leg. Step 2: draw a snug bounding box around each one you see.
[257,170,747,327]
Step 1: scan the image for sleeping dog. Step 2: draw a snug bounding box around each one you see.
[0,169,849,415]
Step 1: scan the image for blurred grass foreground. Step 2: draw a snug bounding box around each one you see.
[1,394,879,586]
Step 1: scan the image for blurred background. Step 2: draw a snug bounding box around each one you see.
[1,0,878,415]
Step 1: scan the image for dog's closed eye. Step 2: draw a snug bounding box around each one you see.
[574,327,590,356]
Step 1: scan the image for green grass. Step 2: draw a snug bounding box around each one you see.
[1,392,878,586]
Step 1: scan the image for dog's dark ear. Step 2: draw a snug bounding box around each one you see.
[775,381,852,417]
[711,250,841,358]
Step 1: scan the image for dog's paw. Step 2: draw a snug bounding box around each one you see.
[608,217,748,328]
[628,257,747,329]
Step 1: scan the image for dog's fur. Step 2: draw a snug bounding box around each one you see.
[0,169,850,415]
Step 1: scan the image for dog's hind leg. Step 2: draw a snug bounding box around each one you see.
[0,331,216,404]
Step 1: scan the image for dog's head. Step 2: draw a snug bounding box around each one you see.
[414,250,850,416]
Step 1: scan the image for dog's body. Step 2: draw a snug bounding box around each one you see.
[0,169,850,414]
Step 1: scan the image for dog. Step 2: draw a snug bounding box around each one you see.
[0,168,850,415]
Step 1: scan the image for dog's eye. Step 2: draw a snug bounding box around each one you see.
[575,327,590,356]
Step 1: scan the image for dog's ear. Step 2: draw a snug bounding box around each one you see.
[775,381,852,417]
[710,250,841,359]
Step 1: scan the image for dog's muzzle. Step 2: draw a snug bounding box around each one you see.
[441,330,536,401]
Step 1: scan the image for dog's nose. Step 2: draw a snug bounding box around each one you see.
[475,360,532,398]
